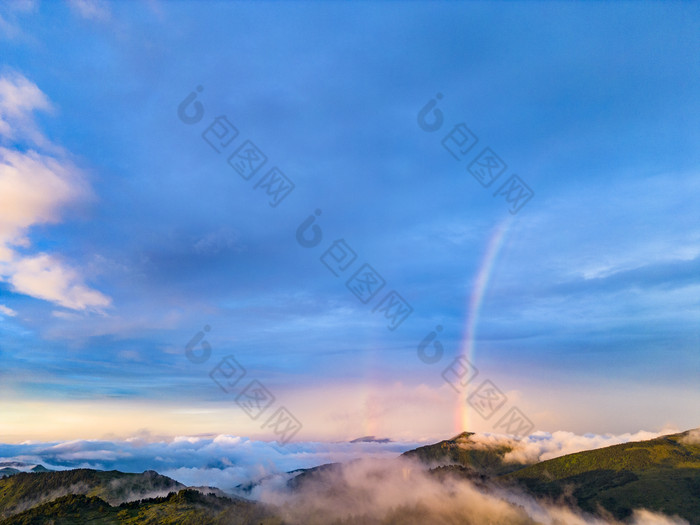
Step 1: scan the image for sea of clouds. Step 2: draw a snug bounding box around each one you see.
[0,428,678,492]
[0,430,673,490]
[261,456,689,525]
[1,428,692,524]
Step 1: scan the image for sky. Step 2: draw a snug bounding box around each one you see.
[0,0,699,447]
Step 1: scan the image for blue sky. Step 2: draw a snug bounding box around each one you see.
[0,1,698,443]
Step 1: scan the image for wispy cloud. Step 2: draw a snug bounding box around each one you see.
[0,1,37,41]
[67,0,111,22]
[0,71,52,148]
[0,428,678,489]
[493,428,677,464]
[0,434,418,490]
[0,72,110,312]
[3,433,690,523]
[261,456,689,525]
[0,304,16,317]
[679,428,700,446]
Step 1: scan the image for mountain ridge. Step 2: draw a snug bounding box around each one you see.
[2,428,699,523]
[502,429,700,523]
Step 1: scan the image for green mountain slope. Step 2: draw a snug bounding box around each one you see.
[0,465,50,479]
[503,429,700,523]
[0,469,184,519]
[401,431,526,475]
[287,462,343,490]
[0,489,283,525]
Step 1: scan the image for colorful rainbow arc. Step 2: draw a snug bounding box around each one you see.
[359,217,512,438]
[455,217,512,433]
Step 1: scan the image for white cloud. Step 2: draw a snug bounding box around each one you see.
[4,253,111,311]
[0,434,419,490]
[494,428,675,464]
[0,13,20,39]
[193,228,244,255]
[68,0,111,22]
[0,147,87,248]
[0,72,111,312]
[0,2,38,41]
[630,509,690,525]
[0,428,679,489]
[51,310,82,320]
[0,304,16,316]
[6,1,38,13]
[679,428,700,446]
[259,456,688,525]
[0,430,692,524]
[0,72,53,148]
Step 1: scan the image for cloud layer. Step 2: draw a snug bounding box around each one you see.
[2,429,694,523]
[261,456,688,525]
[0,429,680,491]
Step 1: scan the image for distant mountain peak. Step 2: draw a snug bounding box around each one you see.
[349,436,392,443]
[450,431,476,441]
[402,431,521,475]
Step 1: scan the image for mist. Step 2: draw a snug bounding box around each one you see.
[257,457,688,525]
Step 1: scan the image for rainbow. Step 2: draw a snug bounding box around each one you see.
[455,217,512,433]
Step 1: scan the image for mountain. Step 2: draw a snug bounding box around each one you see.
[400,429,700,523]
[0,489,282,525]
[3,429,700,523]
[502,429,700,524]
[0,464,51,478]
[0,468,184,519]
[283,433,523,501]
[286,462,343,490]
[236,463,346,496]
[401,431,527,475]
[349,436,392,443]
